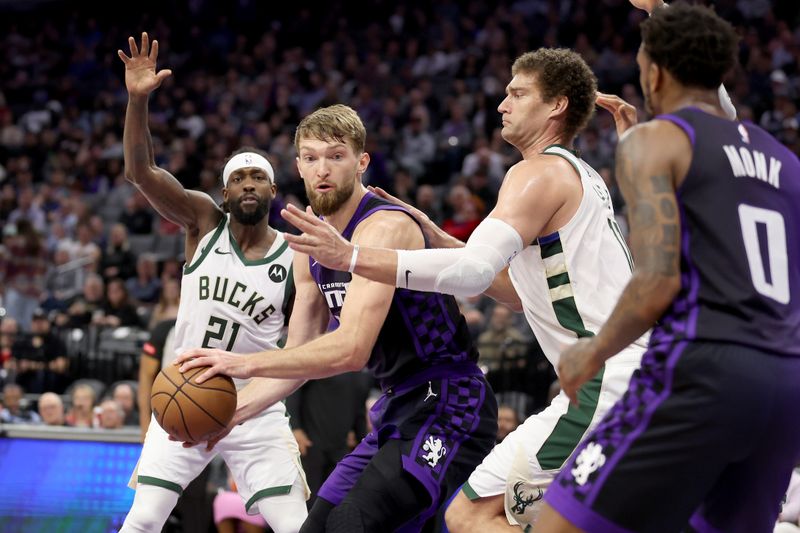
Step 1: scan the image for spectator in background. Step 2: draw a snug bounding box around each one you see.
[0,318,19,387]
[12,308,69,394]
[441,184,482,241]
[65,383,96,428]
[100,223,136,282]
[396,106,436,179]
[496,404,520,444]
[476,304,528,375]
[37,391,66,426]
[119,193,154,235]
[213,468,269,533]
[98,398,125,429]
[148,277,180,329]
[93,278,141,328]
[461,136,508,188]
[7,186,46,233]
[56,273,106,328]
[414,184,443,225]
[1,219,47,330]
[69,222,102,273]
[43,243,85,311]
[111,382,138,426]
[126,253,161,305]
[0,383,40,423]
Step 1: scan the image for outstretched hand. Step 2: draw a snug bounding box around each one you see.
[596,92,638,138]
[118,32,172,97]
[281,204,354,271]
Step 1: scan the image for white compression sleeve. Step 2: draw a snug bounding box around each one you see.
[395,217,524,297]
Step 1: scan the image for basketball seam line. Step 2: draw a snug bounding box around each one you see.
[161,368,232,437]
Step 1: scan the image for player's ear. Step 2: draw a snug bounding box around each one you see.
[550,95,569,119]
[357,152,370,176]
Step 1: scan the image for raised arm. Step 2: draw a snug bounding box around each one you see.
[118,32,221,254]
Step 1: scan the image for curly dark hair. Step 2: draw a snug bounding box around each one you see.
[511,49,597,141]
[641,3,739,90]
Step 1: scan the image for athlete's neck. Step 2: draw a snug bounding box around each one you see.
[229,217,276,257]
[518,129,572,161]
[658,87,727,119]
[324,186,369,234]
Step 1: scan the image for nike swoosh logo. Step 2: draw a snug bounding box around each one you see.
[405,269,412,288]
[214,248,231,255]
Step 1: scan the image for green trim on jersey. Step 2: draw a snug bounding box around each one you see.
[245,485,293,512]
[137,475,183,495]
[183,217,227,275]
[536,366,605,470]
[607,218,634,272]
[462,481,481,501]
[230,232,290,266]
[539,234,595,339]
[282,264,295,314]
[539,239,563,258]
[542,145,582,177]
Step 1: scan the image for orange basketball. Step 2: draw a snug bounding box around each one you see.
[150,363,237,442]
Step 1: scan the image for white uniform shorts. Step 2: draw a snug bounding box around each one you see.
[133,409,309,514]
[462,359,638,528]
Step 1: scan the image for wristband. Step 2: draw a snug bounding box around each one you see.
[348,245,360,273]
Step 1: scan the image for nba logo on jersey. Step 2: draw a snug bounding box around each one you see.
[738,124,750,144]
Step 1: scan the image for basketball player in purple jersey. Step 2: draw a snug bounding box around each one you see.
[177,104,498,532]
[534,5,800,532]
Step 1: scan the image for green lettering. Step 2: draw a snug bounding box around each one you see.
[228,282,247,308]
[199,276,209,300]
[213,277,229,302]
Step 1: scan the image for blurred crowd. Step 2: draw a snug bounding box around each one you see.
[0,0,798,438]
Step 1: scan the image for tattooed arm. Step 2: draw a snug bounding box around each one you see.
[557,121,689,402]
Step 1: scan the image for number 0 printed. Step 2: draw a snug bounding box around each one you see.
[738,204,790,304]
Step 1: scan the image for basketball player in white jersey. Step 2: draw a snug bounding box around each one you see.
[281,49,645,531]
[118,33,308,533]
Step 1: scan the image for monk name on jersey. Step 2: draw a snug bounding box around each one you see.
[198,275,276,324]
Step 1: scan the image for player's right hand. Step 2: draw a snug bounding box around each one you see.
[117,32,172,97]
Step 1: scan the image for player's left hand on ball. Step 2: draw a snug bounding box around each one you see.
[558,338,603,406]
[175,348,251,383]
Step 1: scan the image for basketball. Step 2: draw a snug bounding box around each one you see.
[150,364,237,442]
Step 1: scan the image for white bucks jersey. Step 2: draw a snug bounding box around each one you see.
[174,215,294,395]
[508,145,647,369]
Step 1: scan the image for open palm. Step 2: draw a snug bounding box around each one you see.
[117,32,172,97]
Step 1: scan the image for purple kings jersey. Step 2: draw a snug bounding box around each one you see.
[651,108,800,356]
[309,192,480,389]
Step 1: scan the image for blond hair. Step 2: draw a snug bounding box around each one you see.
[294,104,366,154]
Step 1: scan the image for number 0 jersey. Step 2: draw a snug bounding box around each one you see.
[174,215,295,393]
[508,145,647,370]
[652,108,800,356]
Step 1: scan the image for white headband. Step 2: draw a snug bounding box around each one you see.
[222,152,275,186]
